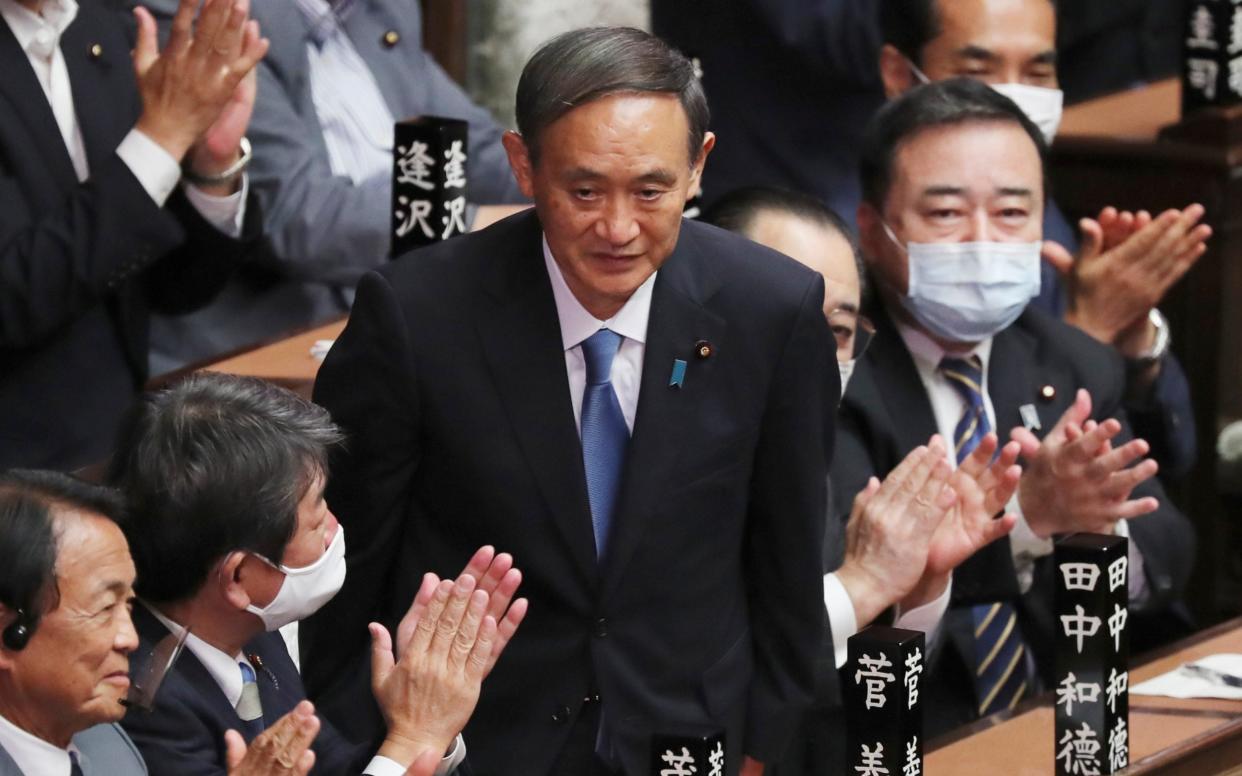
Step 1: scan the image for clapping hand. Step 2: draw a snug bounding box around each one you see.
[223,700,319,776]
[1011,389,1159,537]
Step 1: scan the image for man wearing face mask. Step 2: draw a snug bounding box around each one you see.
[707,186,1024,774]
[108,373,527,775]
[836,77,1194,736]
[876,0,1210,482]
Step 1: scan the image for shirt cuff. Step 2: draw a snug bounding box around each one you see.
[117,129,181,207]
[824,572,859,670]
[1007,492,1054,593]
[184,173,248,238]
[363,735,466,776]
[893,576,952,646]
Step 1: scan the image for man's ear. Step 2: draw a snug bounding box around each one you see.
[218,552,254,611]
[687,131,716,197]
[879,44,918,99]
[0,603,18,666]
[501,131,537,200]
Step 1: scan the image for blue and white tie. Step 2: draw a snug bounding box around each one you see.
[580,329,629,560]
[940,355,1032,716]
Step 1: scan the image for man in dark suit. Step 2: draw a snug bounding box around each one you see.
[301,27,837,776]
[111,373,523,775]
[0,470,148,776]
[0,0,266,470]
[835,78,1194,735]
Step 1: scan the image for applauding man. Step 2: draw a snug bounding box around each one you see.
[0,0,268,470]
[109,373,525,774]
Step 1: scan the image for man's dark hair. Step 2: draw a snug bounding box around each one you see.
[514,26,709,164]
[880,0,1057,64]
[108,373,343,604]
[702,185,866,295]
[0,470,126,626]
[859,78,1048,211]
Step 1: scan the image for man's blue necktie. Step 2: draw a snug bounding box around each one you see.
[940,355,1032,716]
[237,662,265,738]
[580,329,629,560]
[69,751,84,776]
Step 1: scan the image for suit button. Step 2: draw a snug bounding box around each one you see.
[552,705,571,724]
[594,618,608,638]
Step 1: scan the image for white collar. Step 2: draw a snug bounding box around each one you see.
[144,603,250,708]
[542,234,655,351]
[0,709,77,776]
[894,316,994,376]
[0,0,78,59]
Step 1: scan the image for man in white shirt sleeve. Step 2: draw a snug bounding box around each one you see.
[0,0,267,471]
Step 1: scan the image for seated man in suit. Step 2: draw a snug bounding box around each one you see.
[0,469,147,776]
[706,185,1023,775]
[0,0,268,470]
[109,373,527,775]
[836,77,1194,736]
[303,26,837,776]
[128,0,530,372]
[877,0,1210,481]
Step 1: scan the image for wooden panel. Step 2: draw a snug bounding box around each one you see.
[419,0,468,86]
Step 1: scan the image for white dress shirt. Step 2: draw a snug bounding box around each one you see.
[0,711,80,776]
[894,321,1146,602]
[0,0,246,236]
[144,605,463,776]
[543,236,653,432]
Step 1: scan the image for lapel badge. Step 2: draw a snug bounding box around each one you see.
[668,359,687,389]
[89,43,103,59]
[1019,403,1041,431]
[694,339,713,360]
[382,30,400,48]
[1039,384,1056,402]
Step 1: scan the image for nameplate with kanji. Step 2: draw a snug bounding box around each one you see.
[650,726,725,776]
[1183,0,1242,114]
[846,625,925,776]
[391,116,469,256]
[1054,533,1129,775]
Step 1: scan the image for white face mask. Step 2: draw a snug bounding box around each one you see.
[838,358,856,397]
[884,225,1041,343]
[989,82,1063,145]
[245,527,347,631]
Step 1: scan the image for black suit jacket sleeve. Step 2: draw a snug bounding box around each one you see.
[743,273,838,762]
[302,270,419,709]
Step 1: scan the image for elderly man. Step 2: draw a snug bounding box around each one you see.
[302,26,837,776]
[109,373,526,775]
[0,0,267,469]
[877,0,1209,480]
[835,77,1194,735]
[0,469,328,776]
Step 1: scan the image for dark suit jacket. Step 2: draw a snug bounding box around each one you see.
[301,211,837,775]
[0,6,259,470]
[121,605,363,775]
[652,0,885,219]
[831,303,1195,735]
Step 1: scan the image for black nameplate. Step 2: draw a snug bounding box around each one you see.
[391,116,469,256]
[1054,533,1129,775]
[1182,0,1242,115]
[845,625,924,776]
[650,726,725,776]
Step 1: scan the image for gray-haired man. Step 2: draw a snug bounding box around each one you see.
[301,26,838,776]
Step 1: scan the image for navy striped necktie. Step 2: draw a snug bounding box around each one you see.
[940,356,1033,716]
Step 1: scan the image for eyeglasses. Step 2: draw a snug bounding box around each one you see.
[828,308,876,360]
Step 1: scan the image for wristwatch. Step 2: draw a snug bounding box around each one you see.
[182,137,252,186]
[1126,308,1170,369]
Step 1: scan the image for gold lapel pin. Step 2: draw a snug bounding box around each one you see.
[382,30,400,48]
[694,340,713,360]
[89,43,103,59]
[1039,384,1056,402]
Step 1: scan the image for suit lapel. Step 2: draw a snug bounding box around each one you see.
[987,323,1039,440]
[61,12,128,175]
[601,228,726,603]
[476,218,599,587]
[865,303,939,457]
[0,19,77,189]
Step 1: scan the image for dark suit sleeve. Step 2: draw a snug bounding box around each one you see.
[1125,353,1197,480]
[742,274,837,762]
[0,151,184,348]
[302,271,420,724]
